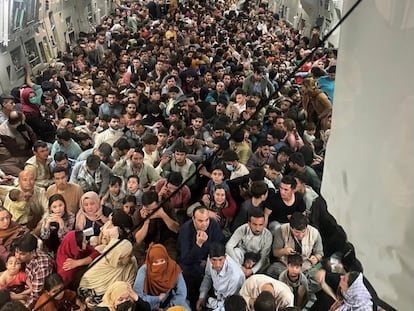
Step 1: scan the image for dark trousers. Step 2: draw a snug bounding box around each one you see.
[183,270,203,311]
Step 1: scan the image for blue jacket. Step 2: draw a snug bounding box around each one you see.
[177,218,225,275]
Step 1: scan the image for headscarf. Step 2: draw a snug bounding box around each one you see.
[0,220,25,248]
[144,243,182,296]
[98,281,130,311]
[20,87,40,115]
[337,273,373,311]
[75,191,103,230]
[79,239,137,295]
[56,231,100,285]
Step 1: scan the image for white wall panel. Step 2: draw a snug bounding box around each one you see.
[322,1,414,309]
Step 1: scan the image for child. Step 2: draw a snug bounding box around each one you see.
[202,166,234,208]
[4,189,28,224]
[34,273,86,311]
[100,176,125,210]
[0,255,31,302]
[202,166,229,204]
[122,195,137,217]
[303,122,317,146]
[75,112,86,127]
[278,254,309,309]
[126,175,143,206]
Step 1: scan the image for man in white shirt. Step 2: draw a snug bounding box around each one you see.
[240,274,294,311]
[226,209,273,277]
[222,149,249,180]
[94,114,123,148]
[197,242,245,311]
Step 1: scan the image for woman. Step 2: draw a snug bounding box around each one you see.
[20,87,56,142]
[329,272,373,311]
[0,207,26,263]
[283,118,304,152]
[75,191,111,239]
[79,239,137,305]
[187,186,235,237]
[94,281,150,311]
[302,77,332,131]
[41,194,75,252]
[133,243,190,310]
[56,231,100,287]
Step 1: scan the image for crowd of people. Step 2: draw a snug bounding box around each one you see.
[0,0,376,310]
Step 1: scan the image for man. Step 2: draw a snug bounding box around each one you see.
[190,113,212,143]
[25,140,53,188]
[264,162,283,189]
[155,171,191,217]
[318,66,336,103]
[246,140,276,170]
[70,154,111,197]
[0,111,36,176]
[240,274,294,310]
[63,95,95,122]
[226,209,273,277]
[14,233,54,309]
[161,75,184,96]
[205,81,230,104]
[47,166,83,214]
[142,133,160,167]
[134,191,179,258]
[226,88,247,121]
[266,212,324,280]
[273,116,286,132]
[49,151,77,177]
[266,175,306,234]
[253,292,276,311]
[196,242,245,311]
[94,114,124,148]
[77,142,113,167]
[240,274,294,311]
[288,152,321,194]
[231,181,269,232]
[243,66,275,98]
[294,172,320,216]
[177,206,225,310]
[4,170,48,232]
[279,254,309,309]
[124,120,154,148]
[98,91,123,117]
[167,127,205,164]
[50,128,83,160]
[0,94,16,124]
[156,127,170,154]
[222,149,249,180]
[112,148,160,188]
[223,149,249,180]
[158,145,197,189]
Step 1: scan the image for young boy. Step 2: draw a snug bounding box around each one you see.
[303,122,317,145]
[75,112,86,127]
[202,166,230,206]
[100,175,125,210]
[125,175,143,206]
[278,254,309,309]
